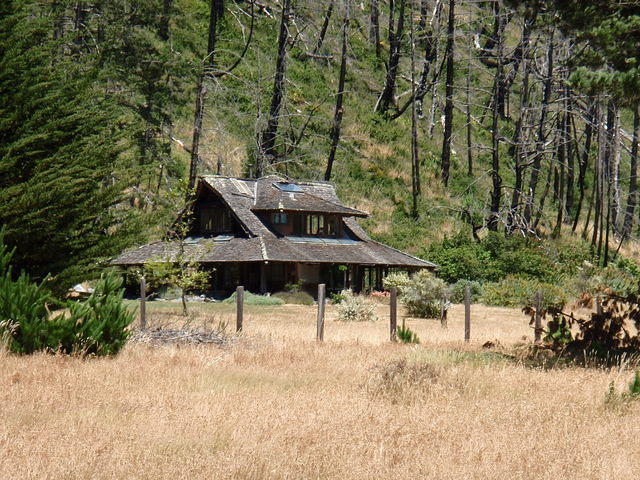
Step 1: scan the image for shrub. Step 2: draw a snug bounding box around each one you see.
[329,291,347,304]
[336,290,378,322]
[273,291,315,305]
[481,275,567,309]
[0,232,134,355]
[449,279,483,303]
[401,270,447,319]
[397,324,420,344]
[222,291,284,306]
[382,271,412,294]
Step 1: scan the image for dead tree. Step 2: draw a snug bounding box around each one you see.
[623,103,640,237]
[314,0,334,54]
[523,32,554,227]
[410,0,421,218]
[259,0,293,174]
[487,3,505,231]
[376,0,406,115]
[188,0,224,192]
[440,0,455,186]
[325,3,350,181]
[370,0,381,58]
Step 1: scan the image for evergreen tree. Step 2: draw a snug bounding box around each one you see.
[0,1,143,293]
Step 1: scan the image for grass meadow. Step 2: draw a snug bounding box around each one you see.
[1,301,640,479]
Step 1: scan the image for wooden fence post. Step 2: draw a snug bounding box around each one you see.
[440,291,449,328]
[534,290,543,344]
[236,286,244,333]
[140,276,146,330]
[316,283,326,341]
[464,285,471,342]
[390,287,397,342]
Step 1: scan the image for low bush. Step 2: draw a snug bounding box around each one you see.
[222,291,285,306]
[273,291,315,305]
[382,271,412,294]
[336,290,378,322]
[481,275,567,309]
[0,235,134,355]
[397,324,420,344]
[449,279,483,303]
[396,270,447,319]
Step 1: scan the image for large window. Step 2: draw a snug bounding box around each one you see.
[293,214,340,237]
[200,206,232,234]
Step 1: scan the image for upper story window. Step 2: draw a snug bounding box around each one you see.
[200,206,232,234]
[292,214,340,237]
[273,212,288,224]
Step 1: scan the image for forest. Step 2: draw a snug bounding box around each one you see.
[2,0,640,295]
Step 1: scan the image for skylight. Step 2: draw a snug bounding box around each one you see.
[274,182,303,193]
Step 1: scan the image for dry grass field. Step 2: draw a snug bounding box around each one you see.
[2,301,640,479]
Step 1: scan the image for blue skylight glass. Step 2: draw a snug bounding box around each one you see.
[274,182,303,193]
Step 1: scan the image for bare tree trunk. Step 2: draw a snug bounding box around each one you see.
[440,0,455,186]
[623,103,640,237]
[410,0,420,218]
[506,17,532,233]
[611,107,622,233]
[487,3,504,232]
[314,0,334,54]
[376,0,406,115]
[573,103,594,232]
[188,0,224,191]
[523,33,554,227]
[259,0,292,173]
[466,32,473,176]
[325,4,350,181]
[370,0,381,58]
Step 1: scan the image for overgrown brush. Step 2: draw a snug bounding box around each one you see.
[336,290,378,322]
[383,270,446,318]
[0,233,133,355]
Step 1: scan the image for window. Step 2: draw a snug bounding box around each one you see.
[200,206,232,233]
[273,213,288,224]
[292,214,340,237]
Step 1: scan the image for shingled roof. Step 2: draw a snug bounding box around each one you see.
[112,176,435,269]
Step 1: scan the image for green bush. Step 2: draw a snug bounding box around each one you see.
[222,291,285,306]
[397,324,420,344]
[273,291,315,305]
[382,271,412,294]
[449,279,484,303]
[0,235,134,355]
[336,290,378,322]
[425,232,592,285]
[404,270,447,318]
[481,275,567,309]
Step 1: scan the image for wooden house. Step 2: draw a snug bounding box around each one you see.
[112,176,435,296]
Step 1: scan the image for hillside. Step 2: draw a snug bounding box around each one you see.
[3,0,640,291]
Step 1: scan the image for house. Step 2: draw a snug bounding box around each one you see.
[112,176,435,296]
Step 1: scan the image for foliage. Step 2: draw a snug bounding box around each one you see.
[398,270,447,319]
[272,291,315,305]
[482,275,567,309]
[329,291,348,304]
[336,290,378,322]
[284,280,304,293]
[382,272,412,294]
[0,234,133,355]
[449,280,484,303]
[425,233,593,285]
[397,324,420,344]
[0,0,159,295]
[528,291,640,360]
[222,291,285,306]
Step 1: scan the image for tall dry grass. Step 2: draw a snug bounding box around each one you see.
[1,302,639,479]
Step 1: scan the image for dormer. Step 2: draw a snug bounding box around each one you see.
[251,179,367,238]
